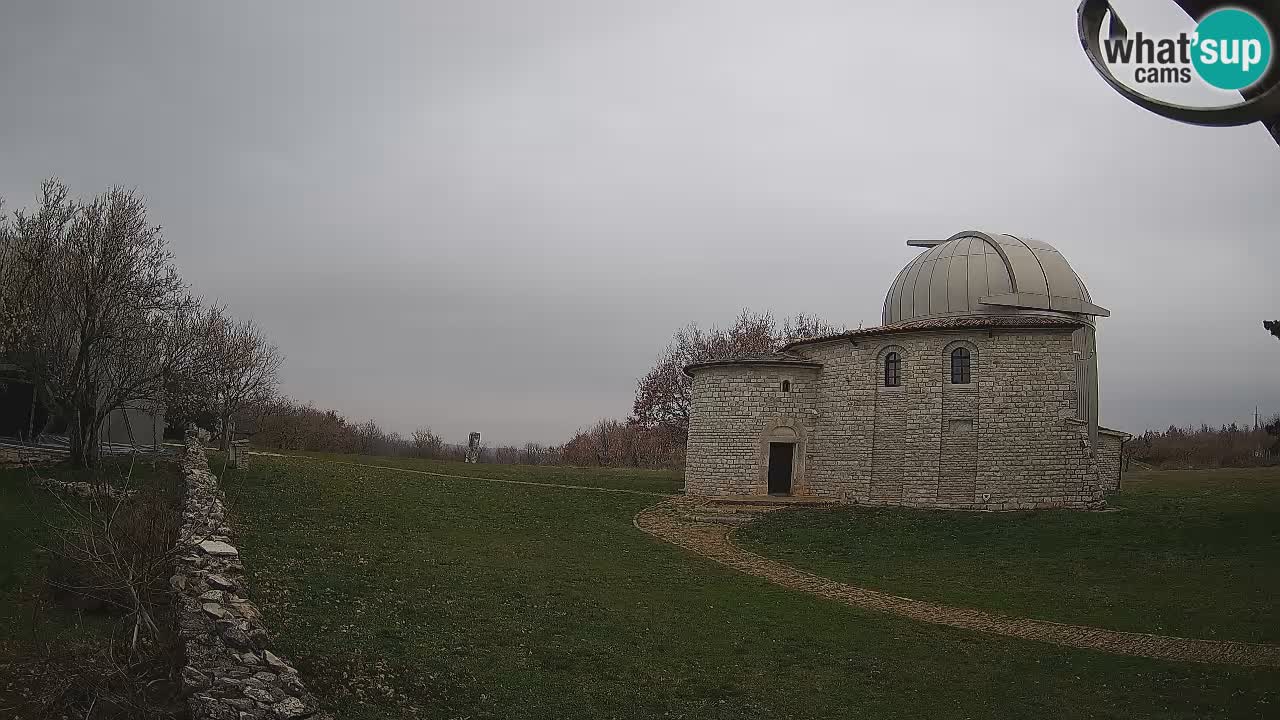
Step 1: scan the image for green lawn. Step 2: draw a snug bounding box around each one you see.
[737,467,1280,645]
[221,456,1279,720]
[294,451,684,494]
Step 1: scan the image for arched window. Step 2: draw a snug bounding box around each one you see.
[951,347,971,384]
[780,380,791,392]
[884,352,900,387]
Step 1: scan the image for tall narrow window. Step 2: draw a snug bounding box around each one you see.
[951,347,972,384]
[781,380,791,392]
[884,352,900,387]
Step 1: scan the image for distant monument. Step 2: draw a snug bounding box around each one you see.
[465,432,481,463]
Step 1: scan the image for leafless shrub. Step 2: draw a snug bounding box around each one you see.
[171,307,283,452]
[519,442,559,465]
[561,418,682,468]
[4,627,183,719]
[14,461,185,718]
[39,464,179,653]
[411,426,445,458]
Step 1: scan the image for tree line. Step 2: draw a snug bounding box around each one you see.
[245,402,683,468]
[4,178,1271,471]
[1127,420,1280,469]
[241,310,842,468]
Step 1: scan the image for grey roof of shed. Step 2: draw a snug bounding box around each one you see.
[883,230,1109,326]
[683,352,823,376]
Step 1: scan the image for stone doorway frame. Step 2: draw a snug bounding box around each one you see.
[757,419,807,495]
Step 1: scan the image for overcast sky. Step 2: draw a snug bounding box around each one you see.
[1,0,1276,445]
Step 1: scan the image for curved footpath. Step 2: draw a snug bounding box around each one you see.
[635,496,1280,668]
[251,453,1279,668]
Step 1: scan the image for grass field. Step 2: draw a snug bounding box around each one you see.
[220,455,1280,720]
[296,451,684,494]
[737,467,1280,644]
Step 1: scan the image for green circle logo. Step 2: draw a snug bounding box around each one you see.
[1192,8,1273,90]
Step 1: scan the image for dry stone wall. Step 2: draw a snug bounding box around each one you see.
[172,432,331,720]
[686,328,1112,510]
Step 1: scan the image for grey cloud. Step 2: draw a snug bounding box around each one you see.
[1,0,1276,444]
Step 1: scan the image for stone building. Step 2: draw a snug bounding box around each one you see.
[684,230,1129,510]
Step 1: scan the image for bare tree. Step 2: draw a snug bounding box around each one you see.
[355,419,383,455]
[0,181,215,467]
[590,418,618,466]
[204,309,283,451]
[520,442,551,465]
[411,426,445,458]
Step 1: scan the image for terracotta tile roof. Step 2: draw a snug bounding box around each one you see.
[717,351,810,362]
[783,314,1084,350]
[683,351,823,376]
[684,316,1084,374]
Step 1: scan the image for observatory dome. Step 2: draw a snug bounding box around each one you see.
[882,230,1108,326]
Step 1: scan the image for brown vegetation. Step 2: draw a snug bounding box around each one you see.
[1127,419,1280,470]
[10,461,185,718]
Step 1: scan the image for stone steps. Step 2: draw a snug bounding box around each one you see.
[684,513,758,526]
[698,504,774,514]
[697,495,839,508]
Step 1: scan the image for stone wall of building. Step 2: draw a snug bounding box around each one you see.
[686,327,1110,510]
[684,364,819,496]
[1096,429,1127,492]
[172,432,331,720]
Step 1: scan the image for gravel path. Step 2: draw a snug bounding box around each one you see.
[634,497,1280,668]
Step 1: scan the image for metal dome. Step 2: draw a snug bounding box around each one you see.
[882,230,1109,326]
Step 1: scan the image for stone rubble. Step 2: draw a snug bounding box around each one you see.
[173,430,333,720]
[35,477,135,499]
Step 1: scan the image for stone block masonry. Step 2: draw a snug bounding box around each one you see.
[172,431,333,720]
[1096,429,1126,492]
[685,364,820,496]
[685,328,1113,510]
